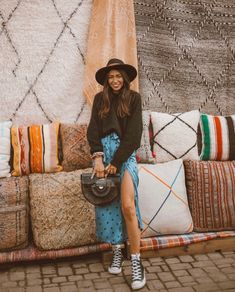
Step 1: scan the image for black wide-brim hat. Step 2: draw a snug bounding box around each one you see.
[95,58,137,85]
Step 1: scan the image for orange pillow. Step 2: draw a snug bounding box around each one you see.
[11,123,62,176]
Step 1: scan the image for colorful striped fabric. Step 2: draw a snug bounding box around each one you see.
[200,114,235,160]
[0,242,112,264]
[184,160,235,232]
[139,231,235,251]
[0,121,12,178]
[11,123,62,176]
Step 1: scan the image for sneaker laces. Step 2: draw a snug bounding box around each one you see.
[110,245,123,269]
[131,256,143,282]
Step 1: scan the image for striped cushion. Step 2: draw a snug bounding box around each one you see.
[0,121,12,178]
[184,160,235,232]
[11,123,62,176]
[200,113,235,160]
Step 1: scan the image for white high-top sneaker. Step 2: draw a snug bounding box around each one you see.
[108,244,124,274]
[131,254,146,290]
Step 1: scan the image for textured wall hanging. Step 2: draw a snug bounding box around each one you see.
[134,0,235,115]
[0,0,92,125]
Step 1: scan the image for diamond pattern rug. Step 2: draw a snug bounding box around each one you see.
[0,0,92,125]
[134,0,235,115]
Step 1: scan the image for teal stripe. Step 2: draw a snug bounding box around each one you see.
[201,114,211,160]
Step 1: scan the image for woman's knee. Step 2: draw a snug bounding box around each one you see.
[122,202,135,220]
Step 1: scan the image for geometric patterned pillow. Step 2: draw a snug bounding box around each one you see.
[0,121,12,178]
[60,123,92,171]
[151,110,200,163]
[11,122,62,176]
[136,110,155,163]
[138,159,193,237]
[184,160,235,232]
[200,113,235,160]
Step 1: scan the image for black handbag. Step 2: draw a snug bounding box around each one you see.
[81,173,121,206]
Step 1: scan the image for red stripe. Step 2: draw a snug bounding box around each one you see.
[214,116,223,160]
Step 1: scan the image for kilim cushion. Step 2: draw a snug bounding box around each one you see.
[0,176,29,251]
[151,110,200,163]
[0,121,12,178]
[136,110,155,163]
[138,159,193,238]
[29,169,96,250]
[184,160,235,232]
[200,114,235,160]
[11,122,62,176]
[60,123,92,171]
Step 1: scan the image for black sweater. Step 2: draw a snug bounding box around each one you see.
[87,90,143,171]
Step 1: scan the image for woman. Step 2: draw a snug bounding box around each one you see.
[87,58,146,290]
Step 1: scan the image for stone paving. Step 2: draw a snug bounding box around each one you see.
[0,251,235,292]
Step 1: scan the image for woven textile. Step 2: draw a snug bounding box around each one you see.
[151,110,200,163]
[140,231,235,252]
[184,160,235,232]
[0,0,92,125]
[139,159,193,237]
[29,169,96,250]
[136,110,155,163]
[60,123,92,171]
[0,121,12,178]
[11,122,62,176]
[0,242,111,264]
[84,0,138,105]
[134,1,235,115]
[0,176,29,251]
[200,113,235,160]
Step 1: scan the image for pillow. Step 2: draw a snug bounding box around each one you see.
[184,160,235,232]
[200,113,235,160]
[151,110,200,163]
[11,122,62,176]
[136,110,155,163]
[0,176,29,251]
[138,159,193,237]
[60,123,92,171]
[29,169,96,250]
[0,121,12,178]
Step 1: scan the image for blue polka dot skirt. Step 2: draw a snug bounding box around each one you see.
[95,133,143,244]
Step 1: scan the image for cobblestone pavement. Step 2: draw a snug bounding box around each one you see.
[0,251,235,292]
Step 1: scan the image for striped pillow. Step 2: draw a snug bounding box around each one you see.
[200,113,235,160]
[184,160,235,232]
[11,123,62,176]
[0,121,12,178]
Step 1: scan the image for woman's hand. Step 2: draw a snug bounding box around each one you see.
[92,156,105,178]
[105,163,117,176]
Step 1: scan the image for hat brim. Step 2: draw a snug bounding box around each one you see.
[95,64,137,85]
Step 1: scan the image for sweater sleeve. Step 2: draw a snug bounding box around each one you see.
[111,92,143,171]
[87,93,103,155]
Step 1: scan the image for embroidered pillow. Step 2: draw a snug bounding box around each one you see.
[0,121,12,178]
[0,176,29,251]
[29,169,96,250]
[136,110,155,163]
[11,122,62,176]
[60,123,92,171]
[151,110,200,163]
[184,160,235,232]
[138,159,193,237]
[200,113,235,160]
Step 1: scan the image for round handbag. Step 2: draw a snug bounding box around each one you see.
[81,173,120,206]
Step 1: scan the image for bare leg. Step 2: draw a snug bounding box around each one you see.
[121,170,140,254]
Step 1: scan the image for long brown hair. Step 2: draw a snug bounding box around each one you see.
[99,69,132,119]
